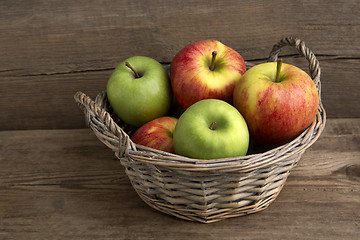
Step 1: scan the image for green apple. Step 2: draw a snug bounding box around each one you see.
[106,56,172,127]
[173,99,249,159]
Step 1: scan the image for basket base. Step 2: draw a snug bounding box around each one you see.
[135,185,283,223]
[120,156,296,223]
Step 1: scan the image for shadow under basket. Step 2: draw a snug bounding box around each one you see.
[74,37,326,223]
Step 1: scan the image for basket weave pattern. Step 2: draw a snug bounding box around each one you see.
[74,37,326,223]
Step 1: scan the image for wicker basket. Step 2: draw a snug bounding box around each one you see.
[74,37,326,223]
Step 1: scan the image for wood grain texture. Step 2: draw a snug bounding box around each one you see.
[0,119,359,239]
[0,0,359,130]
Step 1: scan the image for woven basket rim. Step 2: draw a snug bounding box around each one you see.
[123,103,325,171]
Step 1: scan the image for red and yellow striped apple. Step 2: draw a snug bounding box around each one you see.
[170,40,246,110]
[131,116,178,153]
[233,60,319,146]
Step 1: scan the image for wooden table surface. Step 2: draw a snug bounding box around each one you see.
[1,118,359,240]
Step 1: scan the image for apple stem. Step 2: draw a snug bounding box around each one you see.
[209,121,217,130]
[275,59,283,83]
[125,62,141,78]
[209,51,217,71]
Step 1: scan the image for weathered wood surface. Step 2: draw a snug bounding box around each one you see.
[0,0,359,130]
[0,118,359,239]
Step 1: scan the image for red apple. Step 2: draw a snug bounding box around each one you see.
[131,116,178,153]
[233,59,319,146]
[170,40,246,109]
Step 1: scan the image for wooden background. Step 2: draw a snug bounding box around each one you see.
[0,0,359,130]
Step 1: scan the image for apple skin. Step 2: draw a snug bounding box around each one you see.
[107,56,172,127]
[173,99,249,159]
[131,116,178,153]
[170,40,246,110]
[233,61,319,146]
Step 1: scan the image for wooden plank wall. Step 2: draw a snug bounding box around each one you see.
[0,0,359,130]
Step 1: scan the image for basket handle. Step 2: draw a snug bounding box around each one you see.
[74,91,136,158]
[267,37,321,87]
